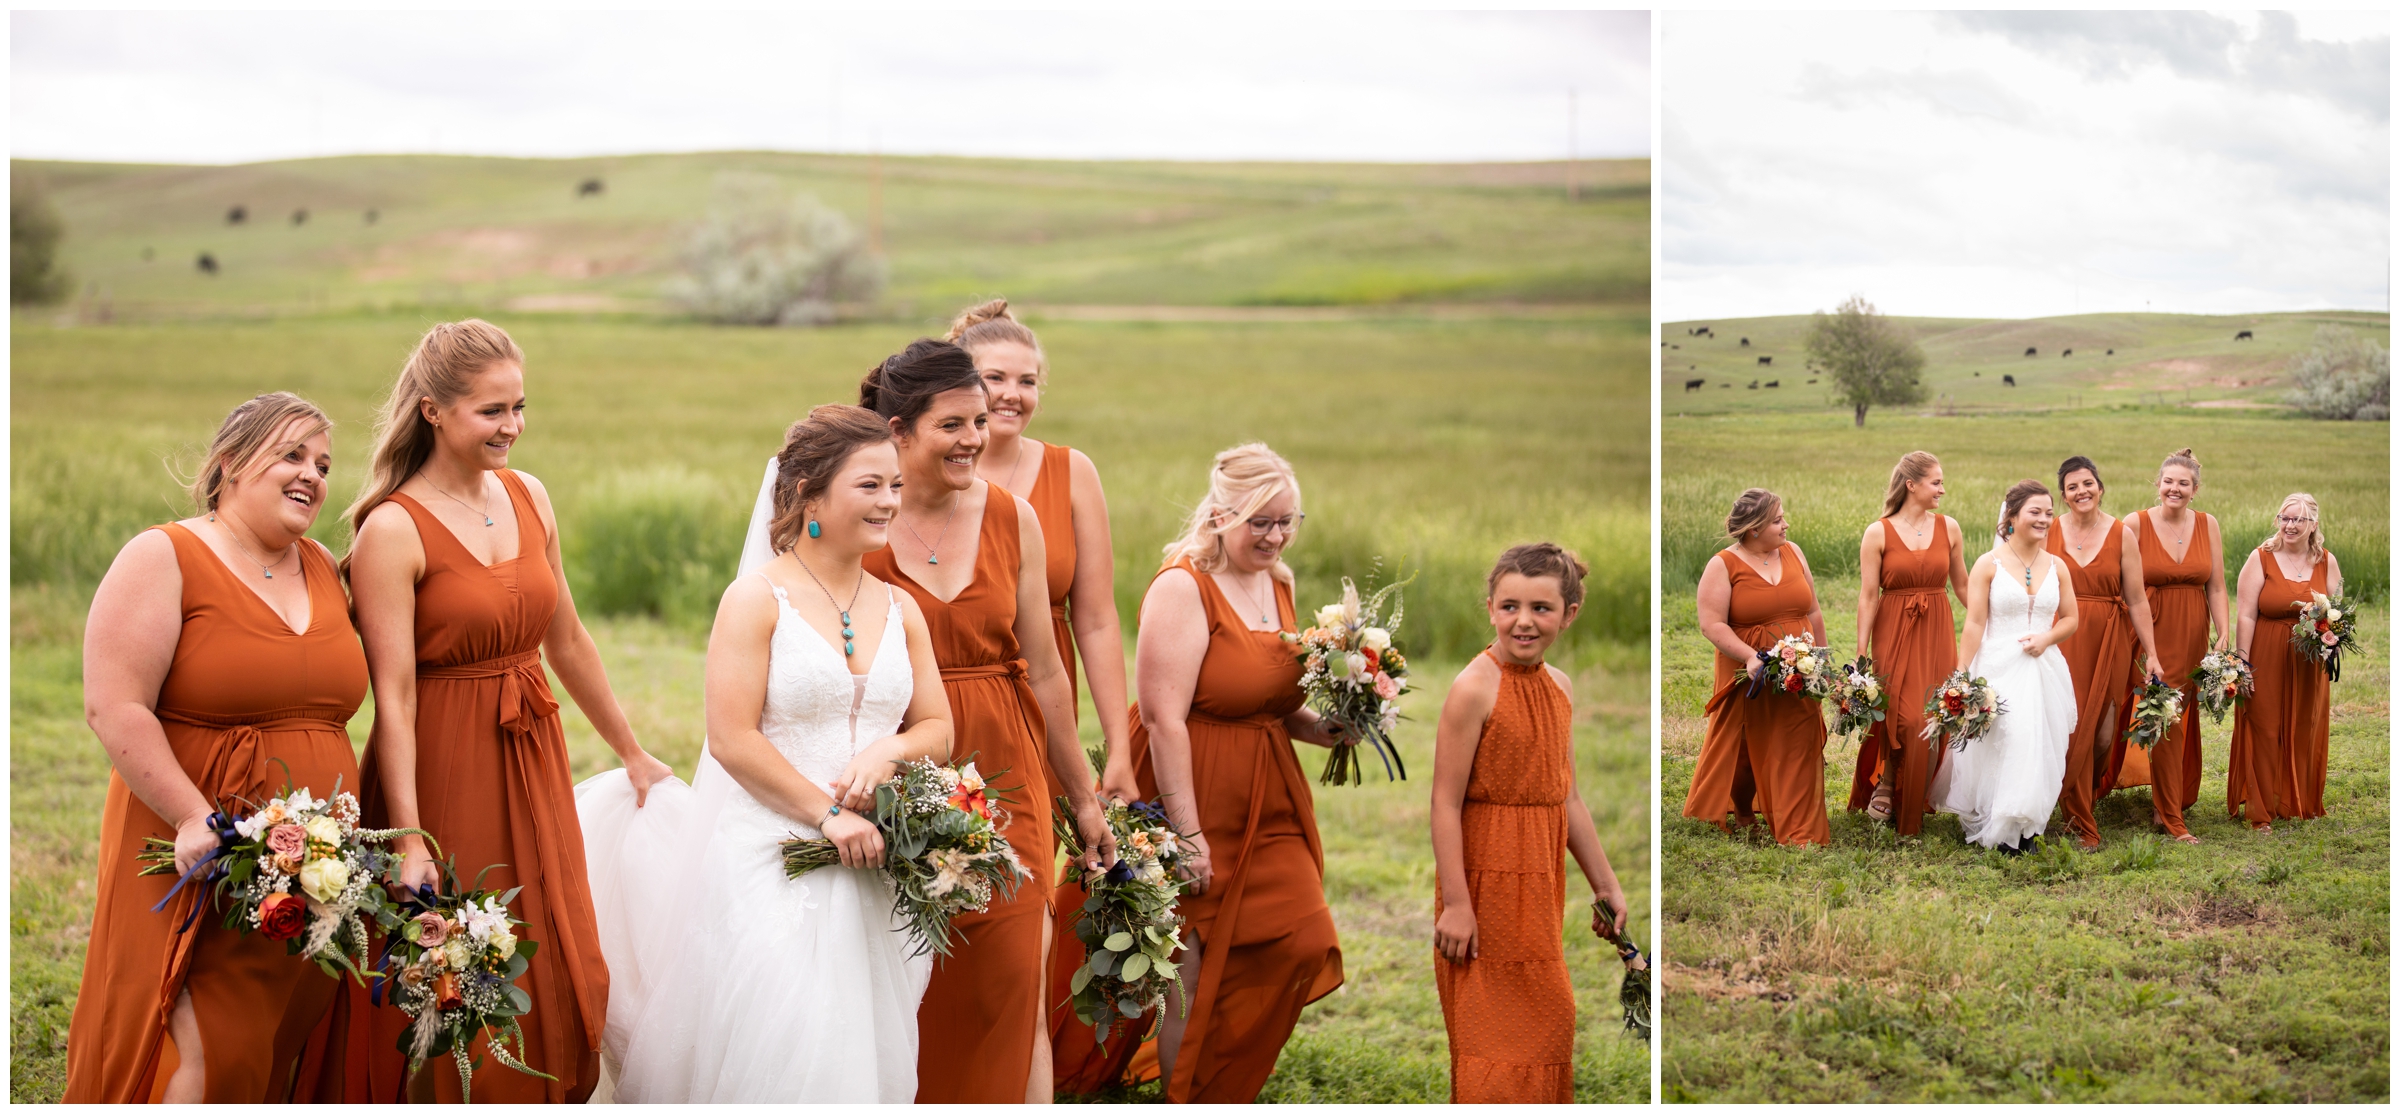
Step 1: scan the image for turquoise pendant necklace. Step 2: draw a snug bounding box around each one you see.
[793,554,867,656]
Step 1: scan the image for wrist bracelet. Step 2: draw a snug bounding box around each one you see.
[823,803,843,826]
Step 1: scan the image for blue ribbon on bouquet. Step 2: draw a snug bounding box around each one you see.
[1743,649,1774,700]
[149,811,241,933]
[370,882,443,1008]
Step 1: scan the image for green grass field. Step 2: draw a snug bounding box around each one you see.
[11,304,1650,1096]
[19,152,1645,318]
[1661,312,2390,416]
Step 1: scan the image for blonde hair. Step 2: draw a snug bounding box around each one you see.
[1725,488,1782,541]
[343,319,525,549]
[2159,447,2202,489]
[1882,451,1940,517]
[944,298,1045,382]
[188,392,333,513]
[1160,442,1300,583]
[2260,493,2325,563]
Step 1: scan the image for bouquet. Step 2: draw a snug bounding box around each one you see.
[1287,573,1415,786]
[137,776,420,983]
[376,868,551,1102]
[2121,677,2185,751]
[1825,656,1888,738]
[1920,670,2005,751]
[781,757,1031,958]
[1749,634,1836,700]
[1053,797,1190,1049]
[2289,591,2362,681]
[2190,650,2254,724]
[1592,896,1651,1042]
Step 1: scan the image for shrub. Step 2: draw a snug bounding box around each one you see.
[11,173,69,306]
[2285,326,2390,421]
[661,175,885,326]
[564,466,748,627]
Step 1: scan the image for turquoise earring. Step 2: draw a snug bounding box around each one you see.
[807,519,821,539]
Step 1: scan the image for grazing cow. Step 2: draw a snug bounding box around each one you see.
[1740,337,1751,346]
[1974,371,1982,377]
[1764,380,1780,388]
[1671,344,1680,350]
[578,178,605,197]
[1757,356,1772,366]
[196,253,219,275]
[1806,378,1818,385]
[141,246,154,262]
[290,208,308,227]
[2003,374,2017,387]
[364,208,380,225]
[1747,380,1758,390]
[2234,330,2253,341]
[2105,348,2113,355]
[2062,348,2072,357]
[226,205,247,225]
[1685,378,1705,392]
[2024,347,2037,357]
[1718,382,1730,389]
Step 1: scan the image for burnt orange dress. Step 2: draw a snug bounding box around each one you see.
[1683,544,1830,846]
[2134,508,2215,837]
[2226,551,2331,827]
[2047,522,2137,846]
[348,471,607,1102]
[1847,519,1956,836]
[864,488,1056,1103]
[64,525,367,1102]
[1435,651,1577,1102]
[1120,561,1343,1102]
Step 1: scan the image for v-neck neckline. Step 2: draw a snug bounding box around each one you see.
[774,581,893,678]
[2001,554,2053,600]
[1727,543,1785,587]
[180,521,317,638]
[1887,514,1939,554]
[2058,515,2111,570]
[889,489,991,605]
[400,483,524,573]
[2147,508,2199,565]
[2267,549,2318,586]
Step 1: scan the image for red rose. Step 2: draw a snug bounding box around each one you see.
[1784,675,1803,693]
[1361,647,1381,672]
[258,891,307,941]
[2316,619,2331,634]
[433,970,464,1012]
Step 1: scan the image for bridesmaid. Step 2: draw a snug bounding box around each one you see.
[346,320,671,1101]
[1683,488,1831,846]
[1432,544,1632,1102]
[2227,494,2339,830]
[855,338,1116,1104]
[1121,443,1347,1101]
[2123,448,2231,844]
[2044,455,2166,850]
[65,394,365,1101]
[942,301,1145,1093]
[1849,451,1969,834]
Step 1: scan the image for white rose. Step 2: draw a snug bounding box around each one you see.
[493,931,518,960]
[303,815,342,846]
[298,856,349,903]
[1361,627,1391,652]
[1315,604,1347,631]
[442,937,473,971]
[1344,652,1367,679]
[1797,655,1819,676]
[2327,608,2342,622]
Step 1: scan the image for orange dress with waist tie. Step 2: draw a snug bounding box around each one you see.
[2226,551,2332,827]
[1683,543,1830,846]
[1846,519,1956,836]
[2133,508,2216,838]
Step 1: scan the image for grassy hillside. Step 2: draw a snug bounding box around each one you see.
[1661,312,2391,415]
[15,153,1646,318]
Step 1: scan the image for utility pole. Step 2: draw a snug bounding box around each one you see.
[1567,88,1580,202]
[869,130,884,257]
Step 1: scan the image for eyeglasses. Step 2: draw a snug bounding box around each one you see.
[1242,514,1305,537]
[2276,515,2318,526]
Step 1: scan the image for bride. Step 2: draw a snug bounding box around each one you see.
[576,405,955,1101]
[1929,480,2080,853]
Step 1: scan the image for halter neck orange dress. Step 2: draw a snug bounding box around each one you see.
[64,525,367,1103]
[2226,551,2331,827]
[2046,521,2136,847]
[2133,508,2214,838]
[1683,544,1829,846]
[863,488,1056,1103]
[1436,651,1578,1102]
[347,471,607,1102]
[1847,518,1956,836]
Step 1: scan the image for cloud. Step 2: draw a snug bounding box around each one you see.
[1946,10,2390,121]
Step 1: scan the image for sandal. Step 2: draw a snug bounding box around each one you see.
[1865,781,1893,823]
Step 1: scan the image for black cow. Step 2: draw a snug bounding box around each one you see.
[1974,371,1982,377]
[364,208,380,225]
[2234,330,2254,341]
[2105,348,2113,355]
[1718,382,1730,389]
[1806,378,1818,385]
[141,246,154,262]
[226,205,247,225]
[1740,337,1751,346]
[1684,378,1705,392]
[1747,380,1759,389]
[290,208,308,227]
[1757,356,1772,366]
[1670,344,1680,350]
[1764,380,1780,388]
[2024,347,2037,357]
[2061,348,2072,357]
[196,253,219,275]
[2003,374,2017,387]
[578,178,605,197]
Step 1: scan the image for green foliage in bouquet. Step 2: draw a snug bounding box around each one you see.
[1054,796,1191,1047]
[2122,677,2185,752]
[782,757,1031,959]
[1288,568,1417,786]
[376,860,552,1103]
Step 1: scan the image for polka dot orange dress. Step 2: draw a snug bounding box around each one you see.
[1435,651,1578,1102]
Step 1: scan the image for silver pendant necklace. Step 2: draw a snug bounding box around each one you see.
[900,496,963,565]
[428,476,496,527]
[1229,570,1275,626]
[209,512,295,579]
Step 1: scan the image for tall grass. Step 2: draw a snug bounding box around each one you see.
[1663,411,2388,601]
[563,465,748,627]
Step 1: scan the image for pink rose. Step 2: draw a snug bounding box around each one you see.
[2322,631,2339,646]
[266,823,307,860]
[1373,673,1400,700]
[410,911,450,948]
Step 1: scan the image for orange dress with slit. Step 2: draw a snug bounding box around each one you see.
[2047,522,2137,846]
[1846,519,1956,836]
[2226,551,2331,827]
[1435,651,1577,1102]
[1683,544,1829,846]
[1121,561,1343,1101]
[63,525,367,1102]
[2133,508,2215,837]
[864,488,1056,1103]
[347,471,608,1102]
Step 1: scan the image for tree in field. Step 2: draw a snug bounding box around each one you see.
[2284,325,2389,421]
[11,174,69,306]
[663,174,884,326]
[1805,294,1925,427]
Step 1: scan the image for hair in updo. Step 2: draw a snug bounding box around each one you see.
[944,298,1046,382]
[1159,442,1301,582]
[768,405,894,554]
[1725,488,1783,540]
[2056,454,2103,494]
[189,392,333,513]
[1486,542,1590,610]
[1882,450,1940,516]
[1996,479,2050,540]
[857,338,984,432]
[2158,447,2202,488]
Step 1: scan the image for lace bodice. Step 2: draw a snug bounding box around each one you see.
[1981,561,2060,654]
[754,578,914,799]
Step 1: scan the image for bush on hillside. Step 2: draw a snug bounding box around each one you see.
[12,174,69,305]
[565,466,747,627]
[662,175,884,326]
[2285,325,2390,421]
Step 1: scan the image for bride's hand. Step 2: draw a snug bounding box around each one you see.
[828,742,902,812]
[822,809,885,869]
[2017,633,2043,657]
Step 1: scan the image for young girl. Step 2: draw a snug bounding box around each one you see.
[1430,543,1631,1102]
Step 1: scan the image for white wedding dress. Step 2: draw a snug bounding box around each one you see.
[1928,560,2078,849]
[576,571,931,1102]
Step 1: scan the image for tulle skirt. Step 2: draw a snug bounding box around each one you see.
[1930,644,2077,849]
[577,750,931,1102]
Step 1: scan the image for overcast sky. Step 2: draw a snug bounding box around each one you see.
[12,10,1648,165]
[1662,10,2389,320]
